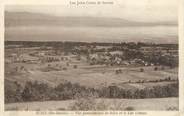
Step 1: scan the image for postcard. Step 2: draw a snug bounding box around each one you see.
[0,0,184,116]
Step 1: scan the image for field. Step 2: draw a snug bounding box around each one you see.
[5,60,178,89]
[4,43,179,110]
[5,64,177,89]
[5,97,178,111]
[5,47,178,89]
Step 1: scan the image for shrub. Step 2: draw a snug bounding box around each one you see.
[62,67,67,70]
[124,106,135,111]
[5,80,179,103]
[115,69,122,74]
[22,81,51,101]
[109,100,124,110]
[140,68,144,72]
[161,66,165,70]
[6,106,19,111]
[95,100,108,110]
[154,67,158,71]
[73,65,78,69]
[166,106,178,111]
[69,97,96,110]
[66,62,70,66]
[5,80,23,103]
[57,108,66,111]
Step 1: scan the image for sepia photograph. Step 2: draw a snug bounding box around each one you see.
[4,0,179,111]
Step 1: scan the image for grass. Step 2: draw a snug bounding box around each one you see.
[5,48,179,111]
[5,60,178,89]
[5,48,178,87]
[5,97,178,111]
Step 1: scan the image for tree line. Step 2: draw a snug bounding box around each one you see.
[5,80,178,103]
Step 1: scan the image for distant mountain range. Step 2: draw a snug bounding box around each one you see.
[5,11,178,43]
[5,11,177,27]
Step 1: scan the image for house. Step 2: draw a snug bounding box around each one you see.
[19,54,39,63]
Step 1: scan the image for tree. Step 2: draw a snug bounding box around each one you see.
[5,81,23,103]
[140,68,144,72]
[22,82,33,101]
[73,65,78,69]
[154,67,158,71]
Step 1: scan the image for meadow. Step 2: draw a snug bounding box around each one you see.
[4,42,179,110]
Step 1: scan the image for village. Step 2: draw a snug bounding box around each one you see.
[5,42,178,84]
[5,42,178,67]
[4,41,179,110]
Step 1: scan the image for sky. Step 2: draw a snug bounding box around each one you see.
[6,0,178,23]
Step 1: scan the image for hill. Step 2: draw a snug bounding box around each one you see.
[5,11,177,27]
